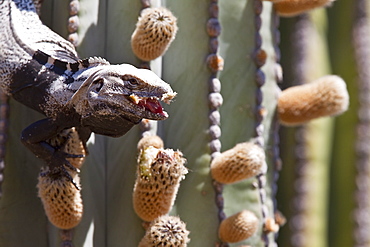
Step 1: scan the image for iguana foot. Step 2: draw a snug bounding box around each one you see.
[42,151,84,190]
[40,164,81,190]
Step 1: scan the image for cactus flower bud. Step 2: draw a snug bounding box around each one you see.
[138,215,190,247]
[38,127,86,229]
[133,147,187,222]
[277,75,349,126]
[131,7,178,61]
[219,210,259,243]
[274,0,336,17]
[211,142,267,184]
[37,169,83,229]
[137,135,164,151]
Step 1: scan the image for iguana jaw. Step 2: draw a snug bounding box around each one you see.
[127,92,176,119]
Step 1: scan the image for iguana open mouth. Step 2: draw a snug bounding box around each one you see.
[128,94,174,118]
[138,97,167,117]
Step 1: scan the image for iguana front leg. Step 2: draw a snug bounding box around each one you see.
[21,118,87,189]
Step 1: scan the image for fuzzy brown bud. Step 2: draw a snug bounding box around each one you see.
[138,215,190,247]
[137,135,164,151]
[133,147,187,222]
[219,210,259,243]
[37,169,83,229]
[274,0,336,17]
[131,7,178,61]
[277,75,349,126]
[211,142,267,184]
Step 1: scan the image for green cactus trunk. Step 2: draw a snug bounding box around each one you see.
[0,0,279,246]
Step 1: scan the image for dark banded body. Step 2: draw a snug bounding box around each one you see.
[5,48,111,117]
[10,56,60,114]
[33,50,110,76]
[0,0,175,190]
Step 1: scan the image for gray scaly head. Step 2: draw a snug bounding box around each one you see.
[66,64,176,136]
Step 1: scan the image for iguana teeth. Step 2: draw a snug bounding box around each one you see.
[129,94,142,104]
[127,95,168,117]
[129,94,168,106]
[162,92,177,104]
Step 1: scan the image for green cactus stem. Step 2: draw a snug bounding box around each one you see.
[278,9,342,247]
[352,0,370,245]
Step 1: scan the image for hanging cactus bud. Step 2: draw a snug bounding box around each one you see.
[277,75,349,126]
[38,127,85,229]
[273,0,336,17]
[131,7,178,61]
[133,147,187,222]
[137,135,164,151]
[219,210,259,243]
[210,142,267,184]
[37,168,83,229]
[138,215,190,247]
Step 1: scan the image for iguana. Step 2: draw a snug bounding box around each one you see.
[0,0,176,188]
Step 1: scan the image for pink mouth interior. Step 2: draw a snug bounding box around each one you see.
[138,98,166,116]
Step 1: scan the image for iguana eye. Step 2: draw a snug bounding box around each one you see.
[92,79,104,92]
[126,78,139,87]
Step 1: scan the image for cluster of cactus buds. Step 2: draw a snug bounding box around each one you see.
[131,7,189,246]
[138,215,190,247]
[277,75,349,126]
[134,135,189,246]
[210,141,266,243]
[67,0,80,46]
[131,7,178,61]
[37,128,86,230]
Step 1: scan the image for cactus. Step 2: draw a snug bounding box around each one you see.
[0,0,359,247]
[218,210,259,243]
[277,75,349,126]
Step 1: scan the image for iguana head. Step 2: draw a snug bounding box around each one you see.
[69,64,176,136]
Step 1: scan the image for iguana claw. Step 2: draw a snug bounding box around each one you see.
[40,162,81,191]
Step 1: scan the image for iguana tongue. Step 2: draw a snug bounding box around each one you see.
[138,98,166,116]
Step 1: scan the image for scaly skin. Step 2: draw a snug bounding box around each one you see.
[0,0,176,187]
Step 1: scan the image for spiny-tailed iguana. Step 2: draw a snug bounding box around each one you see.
[0,0,176,188]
